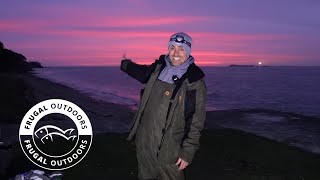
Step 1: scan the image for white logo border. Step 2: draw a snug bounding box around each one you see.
[19,99,93,170]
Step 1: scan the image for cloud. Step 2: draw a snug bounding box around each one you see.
[1,0,319,66]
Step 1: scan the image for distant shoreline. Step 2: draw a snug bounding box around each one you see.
[228,64,271,67]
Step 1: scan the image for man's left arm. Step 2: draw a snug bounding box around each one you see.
[178,79,207,165]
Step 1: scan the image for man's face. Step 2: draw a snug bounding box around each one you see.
[168,45,188,66]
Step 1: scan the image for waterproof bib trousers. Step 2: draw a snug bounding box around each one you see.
[135,80,184,180]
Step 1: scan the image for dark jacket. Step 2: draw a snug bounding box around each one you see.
[121,55,207,164]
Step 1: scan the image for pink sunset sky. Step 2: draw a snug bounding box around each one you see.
[1,0,319,66]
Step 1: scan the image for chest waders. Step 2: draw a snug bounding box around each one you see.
[157,75,187,157]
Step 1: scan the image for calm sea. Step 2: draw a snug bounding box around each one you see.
[34,66,320,118]
[32,66,320,154]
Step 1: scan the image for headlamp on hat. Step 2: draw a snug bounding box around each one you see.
[170,35,191,48]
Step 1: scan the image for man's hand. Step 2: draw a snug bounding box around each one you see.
[175,158,189,170]
[122,52,127,60]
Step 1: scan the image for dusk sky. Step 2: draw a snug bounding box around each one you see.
[1,0,319,66]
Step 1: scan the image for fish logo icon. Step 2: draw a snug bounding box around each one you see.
[34,125,77,144]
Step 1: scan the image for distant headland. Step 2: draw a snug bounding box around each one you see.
[0,41,43,73]
[229,64,270,67]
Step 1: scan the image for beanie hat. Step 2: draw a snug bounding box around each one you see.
[168,32,192,57]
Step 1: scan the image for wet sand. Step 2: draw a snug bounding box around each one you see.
[1,73,320,179]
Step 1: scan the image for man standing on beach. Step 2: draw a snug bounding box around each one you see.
[120,32,207,180]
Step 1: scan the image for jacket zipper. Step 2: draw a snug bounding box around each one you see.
[157,100,173,157]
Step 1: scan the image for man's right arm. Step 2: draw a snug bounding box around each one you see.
[120,59,158,84]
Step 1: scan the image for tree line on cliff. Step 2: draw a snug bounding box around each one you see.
[0,41,43,73]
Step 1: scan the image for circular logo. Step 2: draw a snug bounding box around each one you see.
[19,99,93,170]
